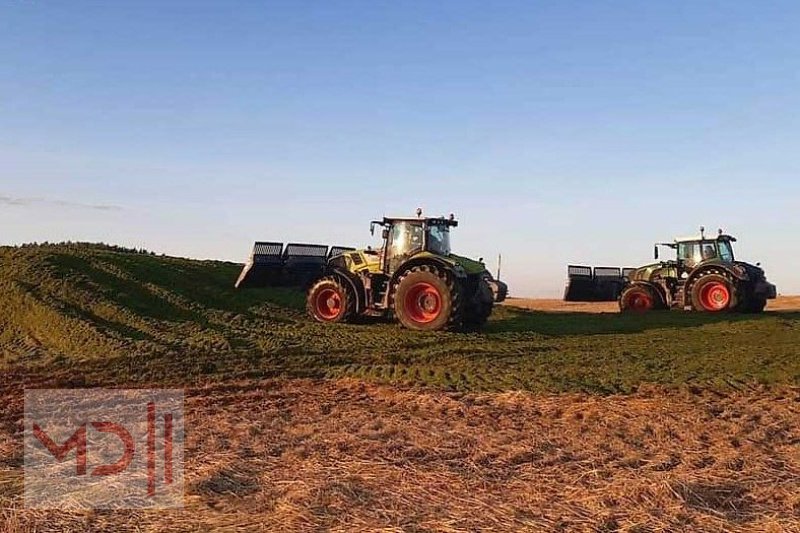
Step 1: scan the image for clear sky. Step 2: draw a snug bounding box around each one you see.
[2,1,798,297]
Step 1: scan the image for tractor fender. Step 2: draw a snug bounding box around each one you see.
[625,280,667,307]
[389,256,466,289]
[323,265,366,313]
[686,262,748,291]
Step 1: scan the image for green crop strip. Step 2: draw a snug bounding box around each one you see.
[1,243,798,394]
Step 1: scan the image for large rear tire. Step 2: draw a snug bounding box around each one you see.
[690,272,738,313]
[393,266,462,331]
[619,285,661,313]
[306,277,356,323]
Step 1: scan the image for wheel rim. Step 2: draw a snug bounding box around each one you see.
[315,288,342,320]
[700,282,730,311]
[629,292,652,311]
[404,282,442,323]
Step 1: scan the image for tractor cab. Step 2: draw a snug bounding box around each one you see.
[370,213,458,275]
[655,228,737,273]
[677,237,735,269]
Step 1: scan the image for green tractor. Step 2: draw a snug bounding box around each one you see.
[564,227,777,313]
[235,211,507,331]
[619,227,777,313]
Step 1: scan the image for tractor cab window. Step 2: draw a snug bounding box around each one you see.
[427,224,451,256]
[701,244,717,261]
[718,240,734,262]
[679,240,731,267]
[386,221,424,272]
[677,242,704,268]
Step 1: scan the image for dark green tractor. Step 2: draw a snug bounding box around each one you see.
[620,228,777,313]
[235,211,507,331]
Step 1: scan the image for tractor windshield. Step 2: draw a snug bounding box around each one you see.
[718,240,734,262]
[427,224,451,255]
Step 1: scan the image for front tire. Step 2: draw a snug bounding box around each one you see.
[463,279,494,330]
[742,295,767,314]
[306,277,355,323]
[393,266,462,331]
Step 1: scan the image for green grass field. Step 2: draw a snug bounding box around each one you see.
[2,243,799,393]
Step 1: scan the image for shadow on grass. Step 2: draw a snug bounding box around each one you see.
[487,306,800,336]
[100,253,308,314]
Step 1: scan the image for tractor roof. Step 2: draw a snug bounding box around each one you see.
[674,234,737,243]
[381,216,459,227]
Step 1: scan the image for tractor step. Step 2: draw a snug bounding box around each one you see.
[563,265,635,302]
[235,242,354,289]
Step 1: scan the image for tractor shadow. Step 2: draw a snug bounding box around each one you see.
[487,306,800,337]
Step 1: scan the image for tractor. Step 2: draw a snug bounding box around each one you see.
[235,210,508,331]
[565,227,777,313]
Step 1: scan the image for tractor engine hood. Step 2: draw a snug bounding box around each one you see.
[448,254,507,302]
[447,254,491,276]
[628,263,663,282]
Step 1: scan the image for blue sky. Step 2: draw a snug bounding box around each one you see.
[1,1,798,296]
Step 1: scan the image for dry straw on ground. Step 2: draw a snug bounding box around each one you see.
[2,378,800,532]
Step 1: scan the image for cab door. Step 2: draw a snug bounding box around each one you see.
[384,221,424,274]
[677,242,703,275]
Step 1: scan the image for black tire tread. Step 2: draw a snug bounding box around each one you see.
[391,265,463,331]
[742,294,767,314]
[463,279,494,329]
[688,269,739,313]
[619,284,664,312]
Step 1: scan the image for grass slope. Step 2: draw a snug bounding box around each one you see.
[1,243,799,393]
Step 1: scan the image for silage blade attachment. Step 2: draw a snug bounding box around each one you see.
[235,242,355,290]
[328,246,355,259]
[563,265,631,302]
[281,243,329,288]
[235,242,286,289]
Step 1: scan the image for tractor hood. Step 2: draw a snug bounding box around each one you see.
[628,262,664,282]
[447,254,491,276]
[448,254,508,302]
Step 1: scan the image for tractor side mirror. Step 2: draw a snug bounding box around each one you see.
[654,246,659,260]
[370,222,376,236]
